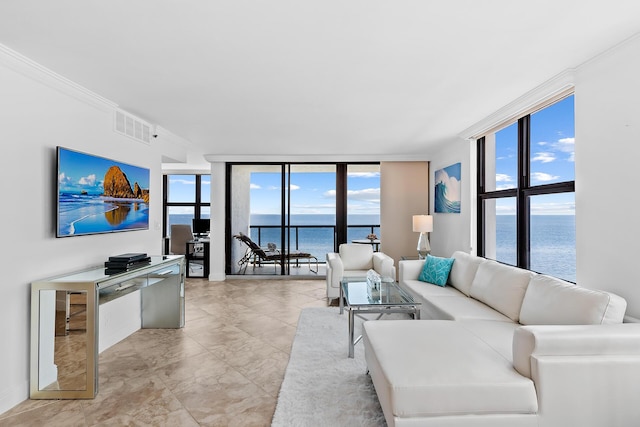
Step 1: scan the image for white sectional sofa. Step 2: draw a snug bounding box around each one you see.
[363,251,640,427]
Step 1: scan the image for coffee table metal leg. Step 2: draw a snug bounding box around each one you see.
[339,283,344,315]
[348,308,355,358]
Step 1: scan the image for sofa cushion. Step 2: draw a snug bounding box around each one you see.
[448,251,486,296]
[457,320,521,362]
[403,279,466,299]
[418,255,454,286]
[519,275,627,325]
[470,260,533,322]
[339,244,373,270]
[363,320,538,418]
[420,294,515,322]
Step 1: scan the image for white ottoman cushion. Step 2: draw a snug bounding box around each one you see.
[363,320,538,418]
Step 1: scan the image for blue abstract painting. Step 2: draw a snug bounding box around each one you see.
[434,163,461,214]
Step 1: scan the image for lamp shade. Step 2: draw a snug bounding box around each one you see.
[412,215,433,233]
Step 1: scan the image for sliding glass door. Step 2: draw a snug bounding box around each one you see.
[228,163,338,275]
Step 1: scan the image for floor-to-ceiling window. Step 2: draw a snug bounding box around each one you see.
[346,164,381,245]
[162,174,211,252]
[478,94,575,282]
[226,163,380,275]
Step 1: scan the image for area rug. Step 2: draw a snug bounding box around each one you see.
[272,307,407,426]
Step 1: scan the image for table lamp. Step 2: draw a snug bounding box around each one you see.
[412,215,433,259]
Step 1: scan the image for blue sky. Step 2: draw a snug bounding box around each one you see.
[250,170,380,216]
[58,147,149,194]
[168,175,211,203]
[494,95,575,215]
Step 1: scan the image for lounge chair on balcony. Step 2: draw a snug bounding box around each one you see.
[233,233,318,274]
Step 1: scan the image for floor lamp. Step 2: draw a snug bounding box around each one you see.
[413,215,433,259]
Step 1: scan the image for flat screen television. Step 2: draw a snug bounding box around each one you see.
[192,218,210,237]
[56,146,150,237]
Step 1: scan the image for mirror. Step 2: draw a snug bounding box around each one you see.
[31,283,97,399]
[39,290,87,391]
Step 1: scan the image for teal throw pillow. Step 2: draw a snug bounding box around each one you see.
[418,255,455,287]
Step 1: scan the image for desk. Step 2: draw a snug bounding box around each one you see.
[186,239,210,278]
[352,239,381,252]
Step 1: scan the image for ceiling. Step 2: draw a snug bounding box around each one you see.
[1,1,640,162]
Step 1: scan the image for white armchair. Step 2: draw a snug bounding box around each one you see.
[326,243,396,299]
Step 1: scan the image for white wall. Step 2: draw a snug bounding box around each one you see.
[428,139,474,257]
[0,50,182,412]
[575,34,640,322]
[428,34,640,322]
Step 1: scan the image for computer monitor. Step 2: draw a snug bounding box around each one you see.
[192,218,210,238]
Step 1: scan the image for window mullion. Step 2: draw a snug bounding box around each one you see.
[517,116,530,269]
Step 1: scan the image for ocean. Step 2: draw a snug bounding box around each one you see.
[168,213,576,281]
[59,193,149,236]
[495,215,576,282]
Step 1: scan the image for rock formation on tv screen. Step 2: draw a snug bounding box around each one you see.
[103,166,149,203]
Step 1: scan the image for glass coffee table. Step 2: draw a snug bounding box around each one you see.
[340,277,421,358]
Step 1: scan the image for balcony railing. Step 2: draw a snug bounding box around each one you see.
[249,224,380,260]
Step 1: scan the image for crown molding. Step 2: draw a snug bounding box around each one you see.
[459,68,576,140]
[203,153,431,163]
[0,43,117,112]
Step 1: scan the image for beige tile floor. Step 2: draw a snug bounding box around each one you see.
[1,277,329,426]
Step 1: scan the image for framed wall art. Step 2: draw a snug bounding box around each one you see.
[434,162,461,214]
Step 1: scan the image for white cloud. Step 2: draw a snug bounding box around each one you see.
[78,174,97,186]
[532,152,556,163]
[250,183,261,189]
[557,137,575,151]
[530,201,575,215]
[347,172,380,178]
[289,184,300,191]
[169,178,196,185]
[348,188,380,201]
[323,188,380,203]
[496,173,512,182]
[58,172,69,184]
[531,172,559,183]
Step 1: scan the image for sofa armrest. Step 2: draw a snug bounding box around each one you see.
[513,324,640,379]
[326,252,343,290]
[398,259,425,283]
[512,324,640,425]
[372,252,395,281]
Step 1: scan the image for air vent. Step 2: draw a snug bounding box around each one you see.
[114,109,152,144]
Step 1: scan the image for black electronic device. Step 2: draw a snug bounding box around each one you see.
[108,253,148,263]
[192,218,210,238]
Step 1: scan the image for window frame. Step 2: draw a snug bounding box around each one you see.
[477,96,575,275]
[162,174,211,238]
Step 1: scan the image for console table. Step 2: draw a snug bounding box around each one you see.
[30,255,185,399]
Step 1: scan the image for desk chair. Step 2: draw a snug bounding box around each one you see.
[170,224,204,275]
